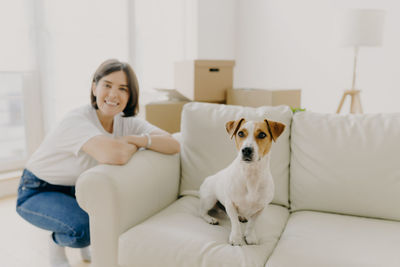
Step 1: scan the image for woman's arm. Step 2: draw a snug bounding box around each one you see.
[81,130,179,165]
[82,135,138,165]
[120,129,180,155]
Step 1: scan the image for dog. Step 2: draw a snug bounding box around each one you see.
[199,118,285,246]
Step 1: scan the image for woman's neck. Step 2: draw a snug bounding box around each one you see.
[96,110,114,134]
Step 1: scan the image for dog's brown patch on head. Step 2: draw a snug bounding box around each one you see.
[264,119,286,142]
[252,119,286,157]
[226,118,285,153]
[253,121,274,157]
[234,127,249,150]
[226,118,246,139]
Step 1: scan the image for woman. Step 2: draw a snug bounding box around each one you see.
[16,59,180,267]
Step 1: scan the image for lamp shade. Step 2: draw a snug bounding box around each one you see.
[340,9,385,47]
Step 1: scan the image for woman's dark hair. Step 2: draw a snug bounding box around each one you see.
[91,59,139,117]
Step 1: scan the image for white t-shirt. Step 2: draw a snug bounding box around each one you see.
[26,105,159,186]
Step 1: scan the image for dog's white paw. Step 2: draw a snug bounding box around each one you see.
[229,234,245,246]
[203,214,219,225]
[244,232,258,245]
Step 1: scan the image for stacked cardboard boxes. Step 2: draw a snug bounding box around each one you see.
[146,60,302,134]
[145,100,187,134]
[226,88,301,109]
[146,60,235,133]
[174,60,235,103]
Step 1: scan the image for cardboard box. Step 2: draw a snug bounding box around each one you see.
[145,100,189,134]
[226,88,301,108]
[174,60,235,102]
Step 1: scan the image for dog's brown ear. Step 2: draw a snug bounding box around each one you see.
[226,118,245,139]
[265,119,286,142]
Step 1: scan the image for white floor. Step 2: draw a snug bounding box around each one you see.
[0,195,90,267]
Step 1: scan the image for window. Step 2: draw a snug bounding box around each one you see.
[0,0,31,172]
[0,0,130,173]
[0,72,43,173]
[0,73,26,170]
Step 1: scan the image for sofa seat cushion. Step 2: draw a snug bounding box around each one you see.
[266,211,400,267]
[118,196,289,267]
[180,102,293,207]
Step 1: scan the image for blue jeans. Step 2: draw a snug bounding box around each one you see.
[16,169,90,248]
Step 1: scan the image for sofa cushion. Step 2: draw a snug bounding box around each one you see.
[179,102,293,207]
[118,196,289,267]
[290,111,400,221]
[266,211,400,267]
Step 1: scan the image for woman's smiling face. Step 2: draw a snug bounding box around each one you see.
[92,70,130,117]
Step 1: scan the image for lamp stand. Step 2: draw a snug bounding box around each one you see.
[336,89,363,114]
[337,46,363,114]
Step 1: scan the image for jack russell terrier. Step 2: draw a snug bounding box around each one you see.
[199,118,285,246]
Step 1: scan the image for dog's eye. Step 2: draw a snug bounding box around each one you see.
[238,131,245,137]
[258,132,267,139]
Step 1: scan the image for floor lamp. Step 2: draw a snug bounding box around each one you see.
[336,9,385,114]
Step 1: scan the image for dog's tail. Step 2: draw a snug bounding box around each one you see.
[180,190,200,198]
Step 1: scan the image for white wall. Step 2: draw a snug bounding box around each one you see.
[36,0,400,131]
[36,0,130,131]
[0,0,35,72]
[130,0,186,107]
[197,0,236,59]
[131,0,236,108]
[135,0,400,113]
[235,0,400,113]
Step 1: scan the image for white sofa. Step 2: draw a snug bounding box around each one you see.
[76,102,400,267]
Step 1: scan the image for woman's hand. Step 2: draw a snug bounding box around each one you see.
[81,129,179,166]
[82,135,138,165]
[120,130,180,155]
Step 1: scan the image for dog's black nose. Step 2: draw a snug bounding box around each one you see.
[242,147,253,157]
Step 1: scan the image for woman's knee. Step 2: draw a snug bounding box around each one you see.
[69,212,90,246]
[66,213,90,240]
[55,221,90,248]
[75,223,90,247]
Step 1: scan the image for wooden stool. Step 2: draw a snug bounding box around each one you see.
[336,89,363,114]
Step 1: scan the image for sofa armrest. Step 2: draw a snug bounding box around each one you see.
[76,150,180,267]
[172,132,181,142]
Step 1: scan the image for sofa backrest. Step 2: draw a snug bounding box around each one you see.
[179,102,293,207]
[290,111,400,221]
